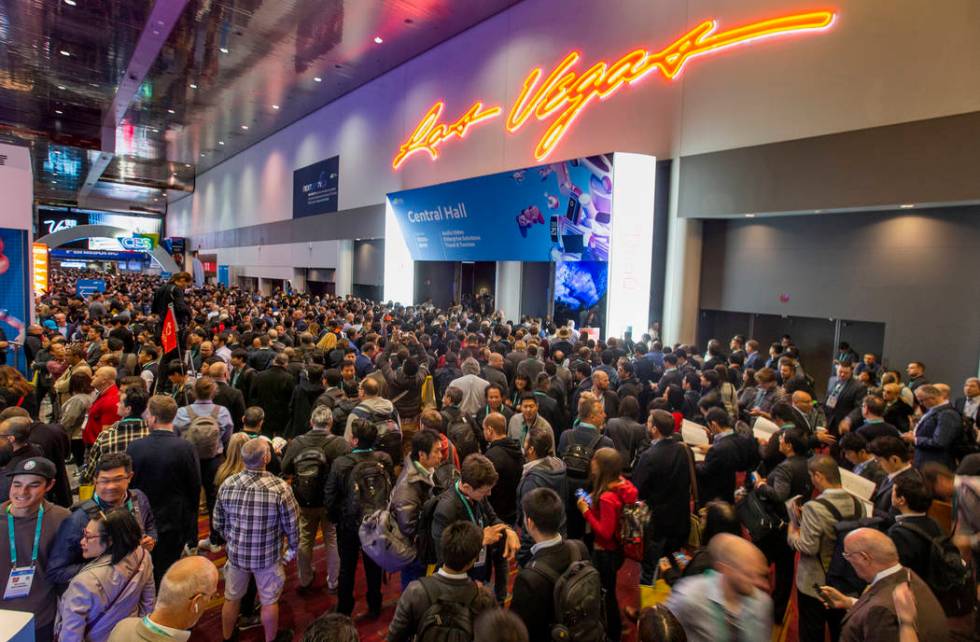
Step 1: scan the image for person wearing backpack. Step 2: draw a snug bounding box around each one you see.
[392,430,444,589]
[344,377,402,462]
[482,412,524,603]
[787,454,866,642]
[387,520,497,642]
[323,417,395,618]
[430,454,520,586]
[560,396,613,539]
[512,487,605,642]
[575,447,638,641]
[281,404,350,594]
[888,473,973,618]
[441,386,483,459]
[515,425,567,566]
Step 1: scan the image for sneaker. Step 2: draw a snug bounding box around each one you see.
[327,582,338,594]
[271,629,293,642]
[237,614,261,631]
[197,538,223,553]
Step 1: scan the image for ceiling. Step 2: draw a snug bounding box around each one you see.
[0,0,523,215]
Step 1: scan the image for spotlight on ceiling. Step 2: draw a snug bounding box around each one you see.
[314,76,322,82]
[272,104,280,110]
[373,36,384,44]
[241,124,249,130]
[59,49,71,56]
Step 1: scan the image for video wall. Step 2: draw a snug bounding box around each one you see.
[36,206,162,252]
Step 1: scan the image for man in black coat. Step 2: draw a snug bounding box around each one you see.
[869,435,917,520]
[126,395,202,585]
[209,361,246,432]
[229,349,256,407]
[511,487,593,642]
[481,413,524,603]
[150,272,192,329]
[249,353,294,437]
[824,361,867,435]
[696,407,757,506]
[887,472,948,590]
[0,408,72,508]
[632,409,691,584]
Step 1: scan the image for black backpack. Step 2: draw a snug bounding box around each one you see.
[529,540,606,642]
[951,407,979,461]
[348,457,392,518]
[291,435,342,508]
[815,496,877,596]
[896,521,976,616]
[415,576,480,642]
[563,433,603,478]
[415,491,445,566]
[352,406,403,463]
[331,398,358,437]
[445,412,480,461]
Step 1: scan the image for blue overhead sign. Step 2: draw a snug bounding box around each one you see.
[76,279,106,297]
[387,154,615,262]
[293,156,340,218]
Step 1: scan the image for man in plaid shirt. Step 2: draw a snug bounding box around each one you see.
[214,437,299,642]
[80,385,149,485]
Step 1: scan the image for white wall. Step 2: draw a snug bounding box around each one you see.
[0,144,33,233]
[169,0,980,337]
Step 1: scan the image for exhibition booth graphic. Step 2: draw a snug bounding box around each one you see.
[385,152,656,340]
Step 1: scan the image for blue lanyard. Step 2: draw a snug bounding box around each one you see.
[7,505,43,568]
[141,616,174,638]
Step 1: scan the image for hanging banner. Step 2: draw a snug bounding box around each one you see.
[32,243,49,295]
[293,156,340,218]
[387,154,613,262]
[0,228,29,372]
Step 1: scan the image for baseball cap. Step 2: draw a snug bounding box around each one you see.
[5,457,57,480]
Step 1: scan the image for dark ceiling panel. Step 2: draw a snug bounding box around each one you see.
[0,0,524,211]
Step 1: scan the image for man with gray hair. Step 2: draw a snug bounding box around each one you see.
[281,404,350,593]
[107,556,220,641]
[817,528,947,642]
[449,357,490,415]
[214,437,299,642]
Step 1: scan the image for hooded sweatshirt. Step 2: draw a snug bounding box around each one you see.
[484,437,525,523]
[583,477,638,551]
[344,395,397,442]
[516,456,568,565]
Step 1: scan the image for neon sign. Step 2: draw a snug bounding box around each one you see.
[393,10,835,169]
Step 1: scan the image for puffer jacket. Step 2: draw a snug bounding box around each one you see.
[56,547,155,642]
[391,459,436,541]
[515,456,568,565]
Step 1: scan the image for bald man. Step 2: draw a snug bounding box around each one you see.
[210,361,246,432]
[818,528,948,642]
[954,377,979,426]
[666,534,773,641]
[83,366,120,445]
[108,555,220,641]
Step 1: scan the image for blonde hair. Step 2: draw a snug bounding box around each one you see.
[215,433,249,487]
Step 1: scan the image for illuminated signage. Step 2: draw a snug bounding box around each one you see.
[32,243,48,295]
[42,217,80,234]
[117,236,154,251]
[393,10,835,169]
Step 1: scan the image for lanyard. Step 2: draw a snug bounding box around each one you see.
[142,616,175,638]
[7,505,44,568]
[94,494,134,514]
[352,448,374,454]
[453,481,479,525]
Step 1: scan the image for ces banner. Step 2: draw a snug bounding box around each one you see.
[0,228,30,373]
[293,156,340,218]
[387,154,614,262]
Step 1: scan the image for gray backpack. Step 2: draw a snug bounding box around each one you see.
[184,406,221,459]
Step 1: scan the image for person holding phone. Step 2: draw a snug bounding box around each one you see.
[815,528,947,642]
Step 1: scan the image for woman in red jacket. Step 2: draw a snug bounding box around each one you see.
[576,447,637,640]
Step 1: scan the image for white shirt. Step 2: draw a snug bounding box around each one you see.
[530,535,563,555]
[871,563,904,586]
[437,568,468,580]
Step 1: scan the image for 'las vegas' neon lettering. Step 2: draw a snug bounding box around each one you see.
[393,10,836,169]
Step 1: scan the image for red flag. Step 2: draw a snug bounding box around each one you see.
[161,307,178,354]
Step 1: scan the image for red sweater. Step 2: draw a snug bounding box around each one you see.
[583,478,638,550]
[83,385,120,445]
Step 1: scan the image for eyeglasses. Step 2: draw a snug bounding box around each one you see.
[82,532,103,541]
[842,549,865,560]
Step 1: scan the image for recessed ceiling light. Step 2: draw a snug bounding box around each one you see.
[64,0,77,5]
[200,153,206,157]
[185,164,191,168]
[313,76,322,82]
[219,47,229,54]
[218,140,225,145]
[899,203,915,209]
[167,108,175,114]
[151,128,159,133]
[59,49,71,56]
[745,213,756,218]
[240,124,249,130]
[272,104,279,110]
[55,109,63,114]
[57,85,66,90]
[189,83,198,89]
[51,180,57,184]
[373,36,384,44]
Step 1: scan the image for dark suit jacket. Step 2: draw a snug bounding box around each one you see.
[824,377,867,433]
[214,381,246,432]
[231,366,256,406]
[249,366,295,436]
[697,432,745,506]
[840,568,948,642]
[873,467,919,519]
[888,515,945,585]
[28,422,72,508]
[127,430,202,547]
[633,437,691,543]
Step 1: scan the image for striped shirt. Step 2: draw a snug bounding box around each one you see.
[214,469,299,571]
[81,418,149,484]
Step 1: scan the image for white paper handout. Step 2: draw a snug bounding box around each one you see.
[753,416,781,442]
[681,420,709,461]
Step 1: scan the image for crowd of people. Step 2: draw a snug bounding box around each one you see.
[1,267,978,642]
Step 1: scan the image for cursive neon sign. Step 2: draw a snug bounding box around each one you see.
[392,10,835,169]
